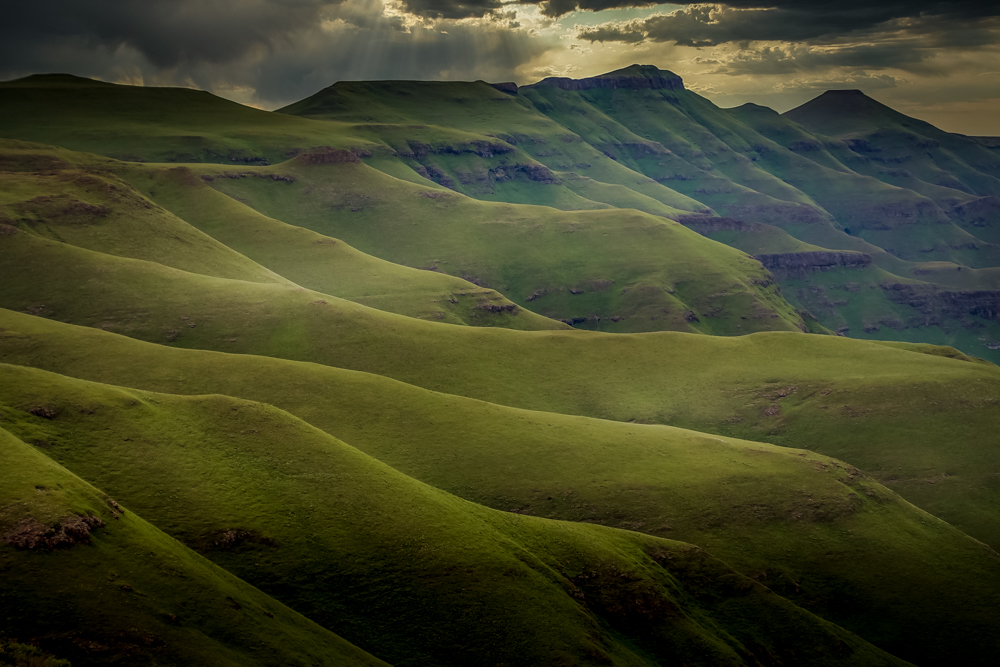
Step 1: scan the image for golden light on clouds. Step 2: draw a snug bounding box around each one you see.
[1,0,997,134]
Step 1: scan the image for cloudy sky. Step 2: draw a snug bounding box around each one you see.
[3,0,999,134]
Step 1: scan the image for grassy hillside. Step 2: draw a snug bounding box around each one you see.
[0,363,916,667]
[277,68,1000,359]
[2,70,998,358]
[2,67,1000,666]
[2,311,1000,666]
[0,139,562,330]
[0,146,287,284]
[195,152,802,333]
[279,78,711,216]
[0,74,372,164]
[0,427,389,667]
[1,217,998,547]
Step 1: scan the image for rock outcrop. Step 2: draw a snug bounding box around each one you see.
[756,252,872,277]
[489,82,518,95]
[678,215,766,234]
[526,65,684,92]
[881,284,1000,321]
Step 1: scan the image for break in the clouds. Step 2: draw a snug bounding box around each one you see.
[1,0,999,134]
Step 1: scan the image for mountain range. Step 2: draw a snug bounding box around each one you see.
[1,65,998,666]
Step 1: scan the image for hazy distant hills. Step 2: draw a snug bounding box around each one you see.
[2,68,1000,666]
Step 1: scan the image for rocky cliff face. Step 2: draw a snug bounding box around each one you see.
[756,251,872,278]
[489,82,518,95]
[526,65,684,92]
[678,215,766,234]
[882,284,1000,321]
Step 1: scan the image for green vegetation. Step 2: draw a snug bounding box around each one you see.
[1,364,915,667]
[3,310,1000,665]
[1,67,999,666]
[0,426,388,667]
[4,71,999,357]
[196,154,802,333]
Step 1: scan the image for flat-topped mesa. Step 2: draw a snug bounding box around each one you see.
[489,81,518,95]
[526,65,684,92]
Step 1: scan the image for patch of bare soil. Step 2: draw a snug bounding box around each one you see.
[13,194,111,224]
[295,148,360,165]
[2,514,105,550]
[204,529,276,551]
[475,302,518,314]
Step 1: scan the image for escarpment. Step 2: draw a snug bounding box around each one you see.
[756,251,873,277]
[525,65,685,92]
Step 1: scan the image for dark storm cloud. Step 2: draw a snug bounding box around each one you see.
[0,0,548,108]
[0,0,338,70]
[575,3,1000,47]
[380,0,1000,26]
[394,0,505,20]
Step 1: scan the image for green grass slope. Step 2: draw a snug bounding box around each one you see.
[0,363,913,667]
[2,311,1000,665]
[117,163,564,330]
[0,427,389,667]
[3,71,995,352]
[1,219,998,547]
[0,141,289,285]
[0,74,374,164]
[729,98,1000,267]
[0,139,563,330]
[278,78,710,216]
[197,151,803,333]
[523,66,999,268]
[784,90,1000,199]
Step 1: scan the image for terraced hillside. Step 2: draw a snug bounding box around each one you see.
[2,67,1000,666]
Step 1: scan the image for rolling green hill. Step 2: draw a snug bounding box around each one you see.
[2,66,1000,666]
[0,139,561,330]
[0,426,389,667]
[1,188,999,552]
[2,70,999,359]
[192,152,802,334]
[0,140,805,334]
[1,363,918,667]
[3,310,1000,665]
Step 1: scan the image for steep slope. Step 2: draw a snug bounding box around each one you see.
[785,90,1000,196]
[3,70,997,356]
[0,144,288,284]
[783,89,1000,257]
[0,363,913,667]
[1,218,999,547]
[0,140,563,330]
[197,151,802,333]
[720,102,1000,357]
[279,77,711,216]
[0,428,389,667]
[3,311,1000,667]
[524,66,1000,268]
[274,68,1000,358]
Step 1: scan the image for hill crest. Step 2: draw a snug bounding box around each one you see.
[525,64,684,91]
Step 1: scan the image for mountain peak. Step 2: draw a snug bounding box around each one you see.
[525,65,684,92]
[1,72,114,88]
[783,88,905,136]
